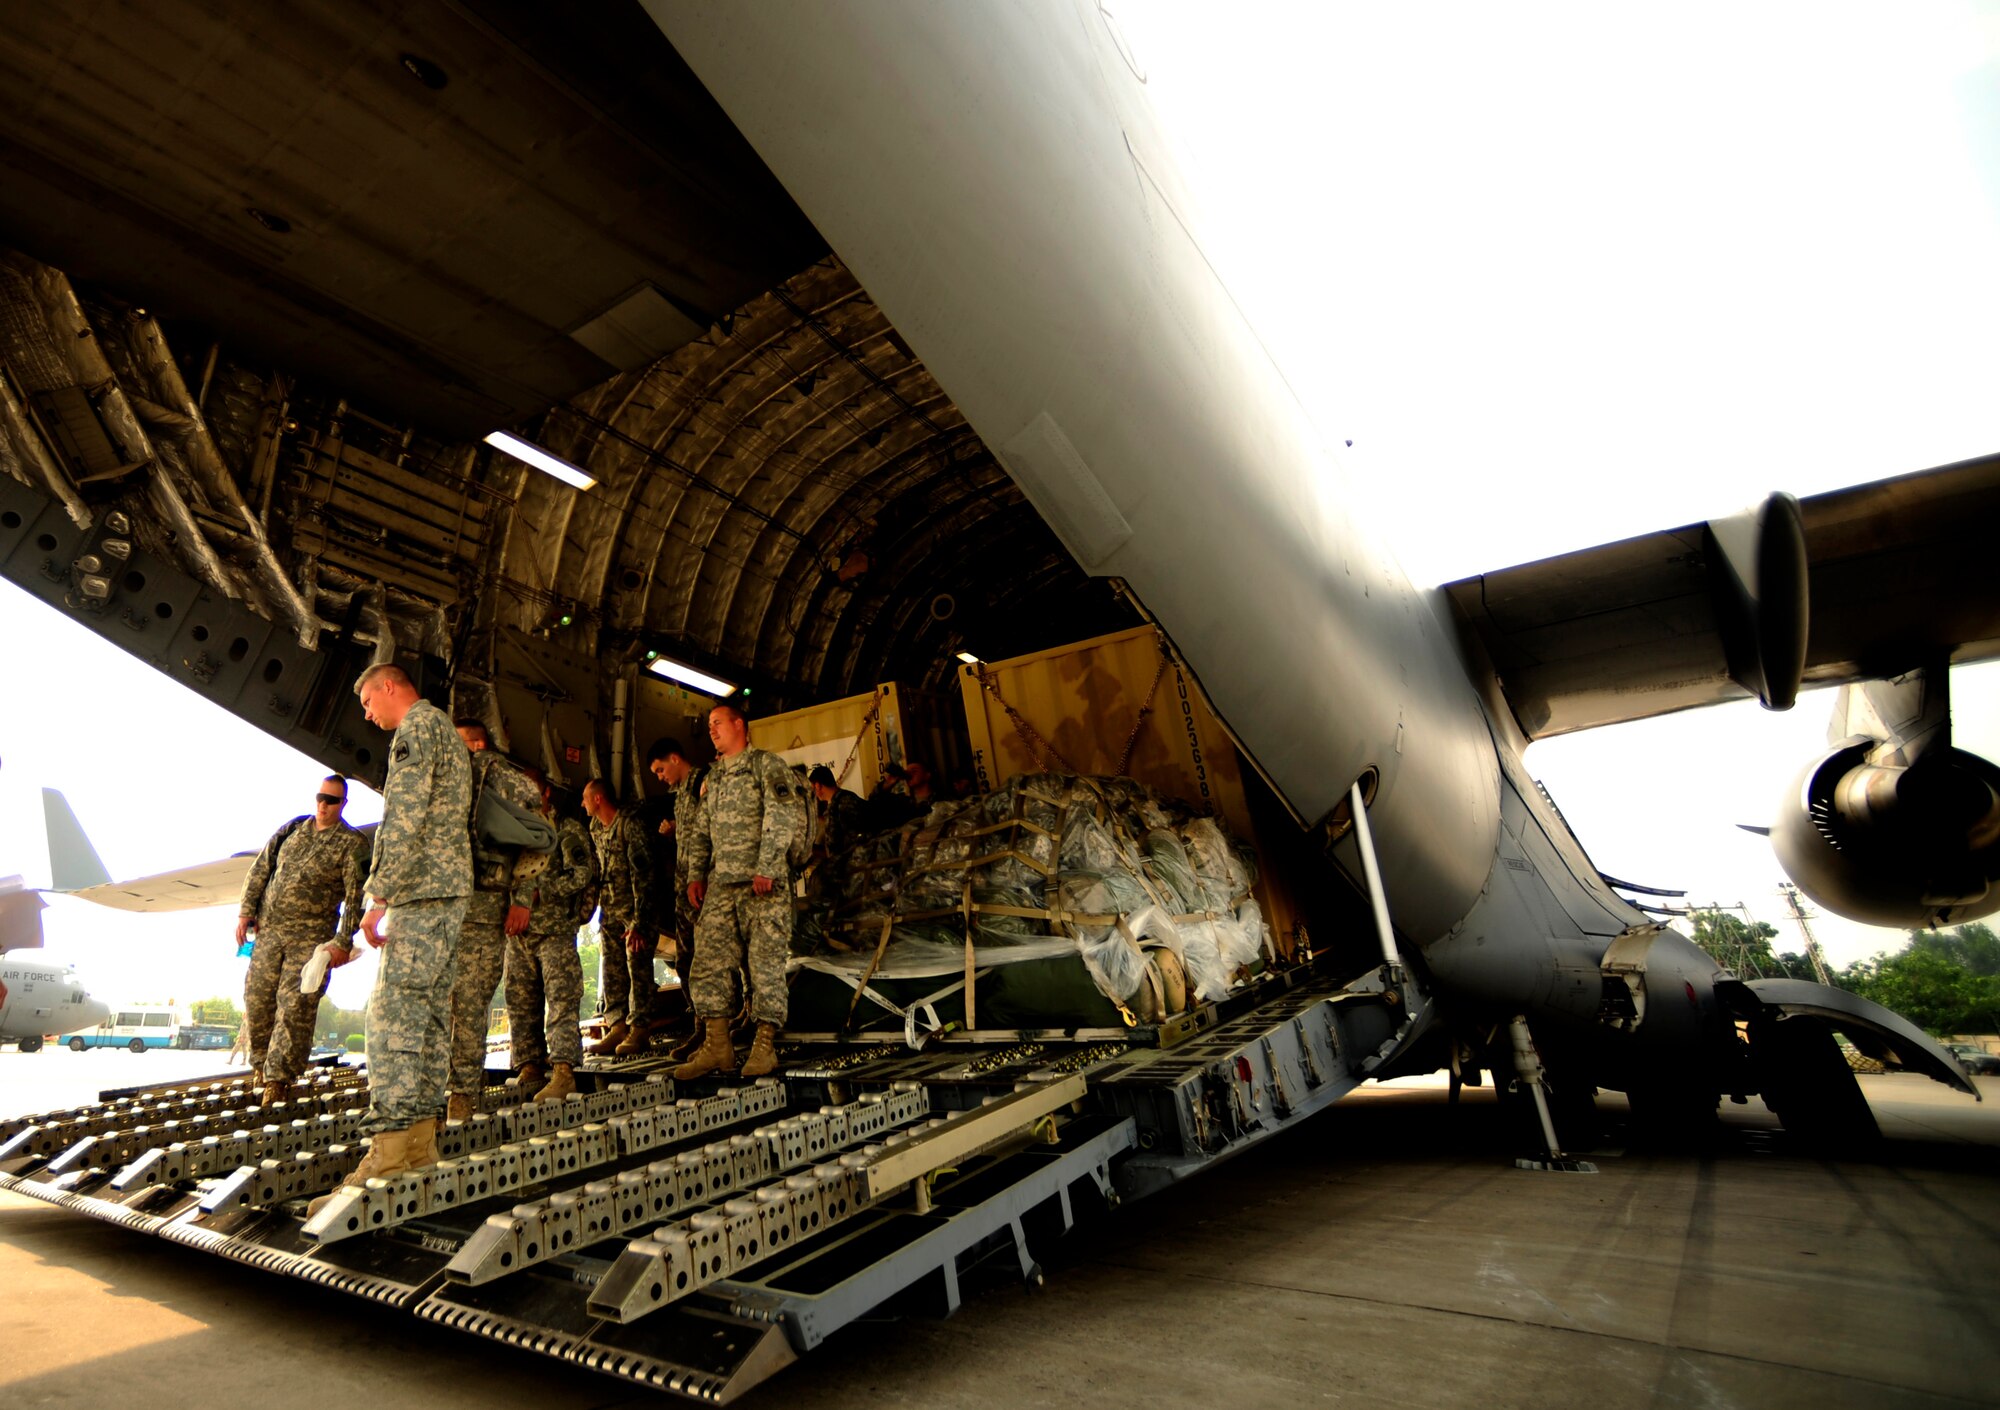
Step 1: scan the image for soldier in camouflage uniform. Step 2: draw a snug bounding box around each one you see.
[808,765,864,869]
[648,738,712,1060]
[307,663,471,1215]
[676,701,807,1080]
[506,776,595,1101]
[583,778,653,1056]
[236,774,370,1106]
[444,719,544,1122]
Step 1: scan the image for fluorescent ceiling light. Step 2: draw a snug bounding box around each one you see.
[648,655,737,696]
[955,651,982,665]
[484,430,596,490]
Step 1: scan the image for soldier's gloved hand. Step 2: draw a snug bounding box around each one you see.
[688,881,706,910]
[235,916,252,945]
[751,875,774,896]
[505,904,532,937]
[360,907,388,947]
[624,926,646,955]
[327,942,359,970]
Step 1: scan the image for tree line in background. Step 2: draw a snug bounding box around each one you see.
[1690,913,2000,1037]
[188,927,606,1052]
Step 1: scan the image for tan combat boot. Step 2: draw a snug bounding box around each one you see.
[671,1018,735,1081]
[515,1060,546,1092]
[588,1021,629,1057]
[533,1063,576,1102]
[349,1127,414,1184]
[739,1023,782,1079]
[663,1021,704,1063]
[260,1080,291,1108]
[405,1117,439,1168]
[614,1024,651,1057]
[445,1092,475,1124]
[307,1127,412,1218]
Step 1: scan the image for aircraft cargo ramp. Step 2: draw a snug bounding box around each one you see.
[0,955,1408,1401]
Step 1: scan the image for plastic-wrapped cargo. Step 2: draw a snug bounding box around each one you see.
[792,772,1274,1035]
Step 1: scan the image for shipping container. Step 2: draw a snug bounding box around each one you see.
[750,682,970,801]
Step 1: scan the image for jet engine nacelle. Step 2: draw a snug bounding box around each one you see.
[1772,738,2000,927]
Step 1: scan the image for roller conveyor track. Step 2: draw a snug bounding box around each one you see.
[0,1066,366,1168]
[0,957,1411,1402]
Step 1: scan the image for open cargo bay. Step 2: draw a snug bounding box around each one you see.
[0,628,1418,1402]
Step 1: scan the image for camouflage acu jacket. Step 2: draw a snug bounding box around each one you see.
[365,698,472,905]
[589,807,650,925]
[239,817,371,943]
[683,746,803,886]
[514,814,596,940]
[817,788,864,859]
[672,767,707,883]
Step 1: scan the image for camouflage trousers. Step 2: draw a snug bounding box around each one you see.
[446,890,509,1095]
[363,894,468,1134]
[505,930,583,1068]
[597,912,657,1025]
[690,882,790,1026]
[243,925,331,1083]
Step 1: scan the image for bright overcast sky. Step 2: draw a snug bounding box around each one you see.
[2,2,1998,1006]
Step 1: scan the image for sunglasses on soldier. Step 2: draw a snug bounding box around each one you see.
[315,793,345,807]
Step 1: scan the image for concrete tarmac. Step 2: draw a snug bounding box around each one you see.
[2,1051,1997,1409]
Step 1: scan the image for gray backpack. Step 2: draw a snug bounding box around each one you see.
[472,756,556,883]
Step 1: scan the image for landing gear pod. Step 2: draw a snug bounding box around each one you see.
[1719,977,1981,1148]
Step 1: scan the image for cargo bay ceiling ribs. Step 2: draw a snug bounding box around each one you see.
[0,247,1132,760]
[502,258,1133,701]
[0,1,1133,781]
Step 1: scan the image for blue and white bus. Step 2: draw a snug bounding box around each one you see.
[68,1008,179,1052]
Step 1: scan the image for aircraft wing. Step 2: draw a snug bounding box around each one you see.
[65,856,258,913]
[1446,452,2000,739]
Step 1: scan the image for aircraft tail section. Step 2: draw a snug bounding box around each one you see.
[42,789,110,891]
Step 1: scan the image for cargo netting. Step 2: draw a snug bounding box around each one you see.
[792,773,1275,1034]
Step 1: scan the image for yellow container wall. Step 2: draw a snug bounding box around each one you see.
[750,683,974,800]
[750,685,888,795]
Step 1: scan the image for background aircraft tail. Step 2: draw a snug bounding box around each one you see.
[0,790,112,951]
[41,788,110,891]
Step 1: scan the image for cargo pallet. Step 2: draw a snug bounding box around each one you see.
[0,954,1414,1402]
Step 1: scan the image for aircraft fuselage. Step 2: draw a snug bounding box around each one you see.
[0,954,109,1044]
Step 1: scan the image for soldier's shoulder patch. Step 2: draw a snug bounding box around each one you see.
[394,742,411,761]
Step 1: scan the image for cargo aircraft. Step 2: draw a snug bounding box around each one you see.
[0,4,1996,1390]
[641,6,2000,1144]
[1,791,127,1049]
[0,786,248,1048]
[0,942,109,1052]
